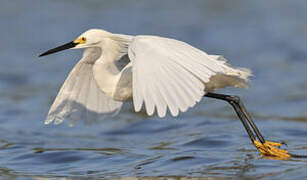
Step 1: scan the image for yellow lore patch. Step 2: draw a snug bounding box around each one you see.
[74,37,87,44]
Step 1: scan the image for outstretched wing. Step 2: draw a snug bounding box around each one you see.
[128,36,228,117]
[46,48,123,125]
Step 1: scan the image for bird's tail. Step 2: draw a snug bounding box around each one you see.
[205,55,252,92]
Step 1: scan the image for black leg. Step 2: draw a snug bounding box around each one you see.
[204,92,265,144]
[204,92,300,159]
[228,100,256,143]
[233,97,265,143]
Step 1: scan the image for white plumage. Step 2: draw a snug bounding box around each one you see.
[40,29,251,125]
[45,47,123,125]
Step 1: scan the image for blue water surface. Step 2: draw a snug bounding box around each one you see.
[1,0,307,179]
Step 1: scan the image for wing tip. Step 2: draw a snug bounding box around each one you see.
[44,117,54,125]
[45,115,65,125]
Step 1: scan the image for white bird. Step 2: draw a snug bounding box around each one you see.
[39,29,291,158]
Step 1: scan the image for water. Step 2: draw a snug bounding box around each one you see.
[1,0,307,179]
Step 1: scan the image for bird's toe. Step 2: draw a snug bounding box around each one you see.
[253,140,291,160]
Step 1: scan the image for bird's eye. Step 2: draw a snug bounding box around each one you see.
[81,37,87,42]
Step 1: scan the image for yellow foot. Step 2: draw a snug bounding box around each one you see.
[253,140,291,160]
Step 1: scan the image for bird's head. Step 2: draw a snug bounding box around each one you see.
[39,29,111,57]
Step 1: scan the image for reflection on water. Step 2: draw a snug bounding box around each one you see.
[1,0,307,179]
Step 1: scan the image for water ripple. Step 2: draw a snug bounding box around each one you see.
[2,0,307,179]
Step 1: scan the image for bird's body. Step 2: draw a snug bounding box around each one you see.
[40,28,293,159]
[40,29,251,124]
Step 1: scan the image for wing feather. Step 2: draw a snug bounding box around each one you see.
[159,61,190,113]
[128,36,227,117]
[152,80,167,117]
[46,48,123,125]
[161,64,195,111]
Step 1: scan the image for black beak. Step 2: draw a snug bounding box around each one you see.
[39,41,78,57]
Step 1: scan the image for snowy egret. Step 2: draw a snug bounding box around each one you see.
[39,29,291,159]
